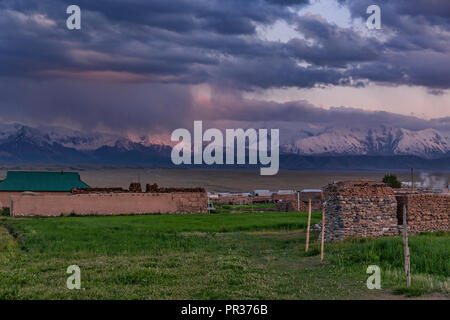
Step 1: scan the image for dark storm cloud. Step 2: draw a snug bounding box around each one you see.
[1,0,449,89]
[341,0,450,26]
[0,0,449,134]
[1,76,447,136]
[288,14,383,67]
[0,77,196,132]
[338,0,450,88]
[215,56,350,89]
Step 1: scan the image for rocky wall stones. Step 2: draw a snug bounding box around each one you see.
[396,194,449,233]
[322,181,399,242]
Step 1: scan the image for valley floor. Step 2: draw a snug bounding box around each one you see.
[2,167,446,192]
[0,208,448,300]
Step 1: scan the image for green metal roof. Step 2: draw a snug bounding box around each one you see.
[0,171,90,192]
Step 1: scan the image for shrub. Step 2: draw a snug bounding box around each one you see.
[382,174,402,188]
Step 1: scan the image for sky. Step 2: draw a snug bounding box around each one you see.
[0,0,449,136]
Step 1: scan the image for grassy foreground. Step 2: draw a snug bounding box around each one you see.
[0,209,448,299]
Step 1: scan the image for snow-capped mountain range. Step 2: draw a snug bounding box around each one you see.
[0,122,171,151]
[0,121,448,167]
[283,127,450,159]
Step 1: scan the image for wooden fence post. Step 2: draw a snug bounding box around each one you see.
[321,205,325,264]
[297,191,300,212]
[305,199,312,252]
[403,205,411,286]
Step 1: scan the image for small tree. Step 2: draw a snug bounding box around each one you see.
[383,174,402,188]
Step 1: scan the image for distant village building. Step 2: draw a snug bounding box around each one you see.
[300,189,323,210]
[211,192,251,205]
[300,189,322,199]
[207,192,219,199]
[401,181,424,189]
[0,171,90,208]
[252,190,272,197]
[276,190,295,195]
[252,190,272,203]
[272,190,296,203]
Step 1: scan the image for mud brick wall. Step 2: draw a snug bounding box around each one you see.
[0,191,66,208]
[11,192,207,216]
[300,192,323,211]
[213,195,251,205]
[276,200,307,212]
[396,194,449,233]
[322,181,399,242]
[174,192,209,214]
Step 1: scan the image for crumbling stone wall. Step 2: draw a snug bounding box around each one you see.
[145,183,205,193]
[129,182,142,193]
[322,181,399,242]
[396,193,449,233]
[72,187,126,194]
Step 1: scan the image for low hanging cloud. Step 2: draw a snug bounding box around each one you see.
[0,77,195,133]
[0,77,447,138]
[195,89,450,132]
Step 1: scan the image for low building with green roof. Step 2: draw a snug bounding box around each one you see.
[0,171,90,208]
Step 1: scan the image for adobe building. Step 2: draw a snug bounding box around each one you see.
[211,192,252,205]
[0,171,90,208]
[276,199,307,212]
[272,190,296,203]
[300,189,323,211]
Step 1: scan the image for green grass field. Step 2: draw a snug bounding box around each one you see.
[0,208,448,300]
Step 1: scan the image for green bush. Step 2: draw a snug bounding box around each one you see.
[382,174,402,188]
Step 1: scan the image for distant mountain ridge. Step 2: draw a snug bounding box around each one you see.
[282,127,450,159]
[0,121,448,170]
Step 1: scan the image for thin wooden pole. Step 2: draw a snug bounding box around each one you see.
[402,205,411,286]
[305,199,312,252]
[297,191,300,212]
[320,206,325,264]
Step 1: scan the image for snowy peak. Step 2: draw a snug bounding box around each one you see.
[0,123,126,151]
[0,121,448,160]
[393,128,449,157]
[283,126,450,158]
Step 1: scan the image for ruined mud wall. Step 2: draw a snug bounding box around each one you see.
[212,195,252,205]
[322,181,399,242]
[276,200,307,212]
[396,194,449,233]
[11,192,207,216]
